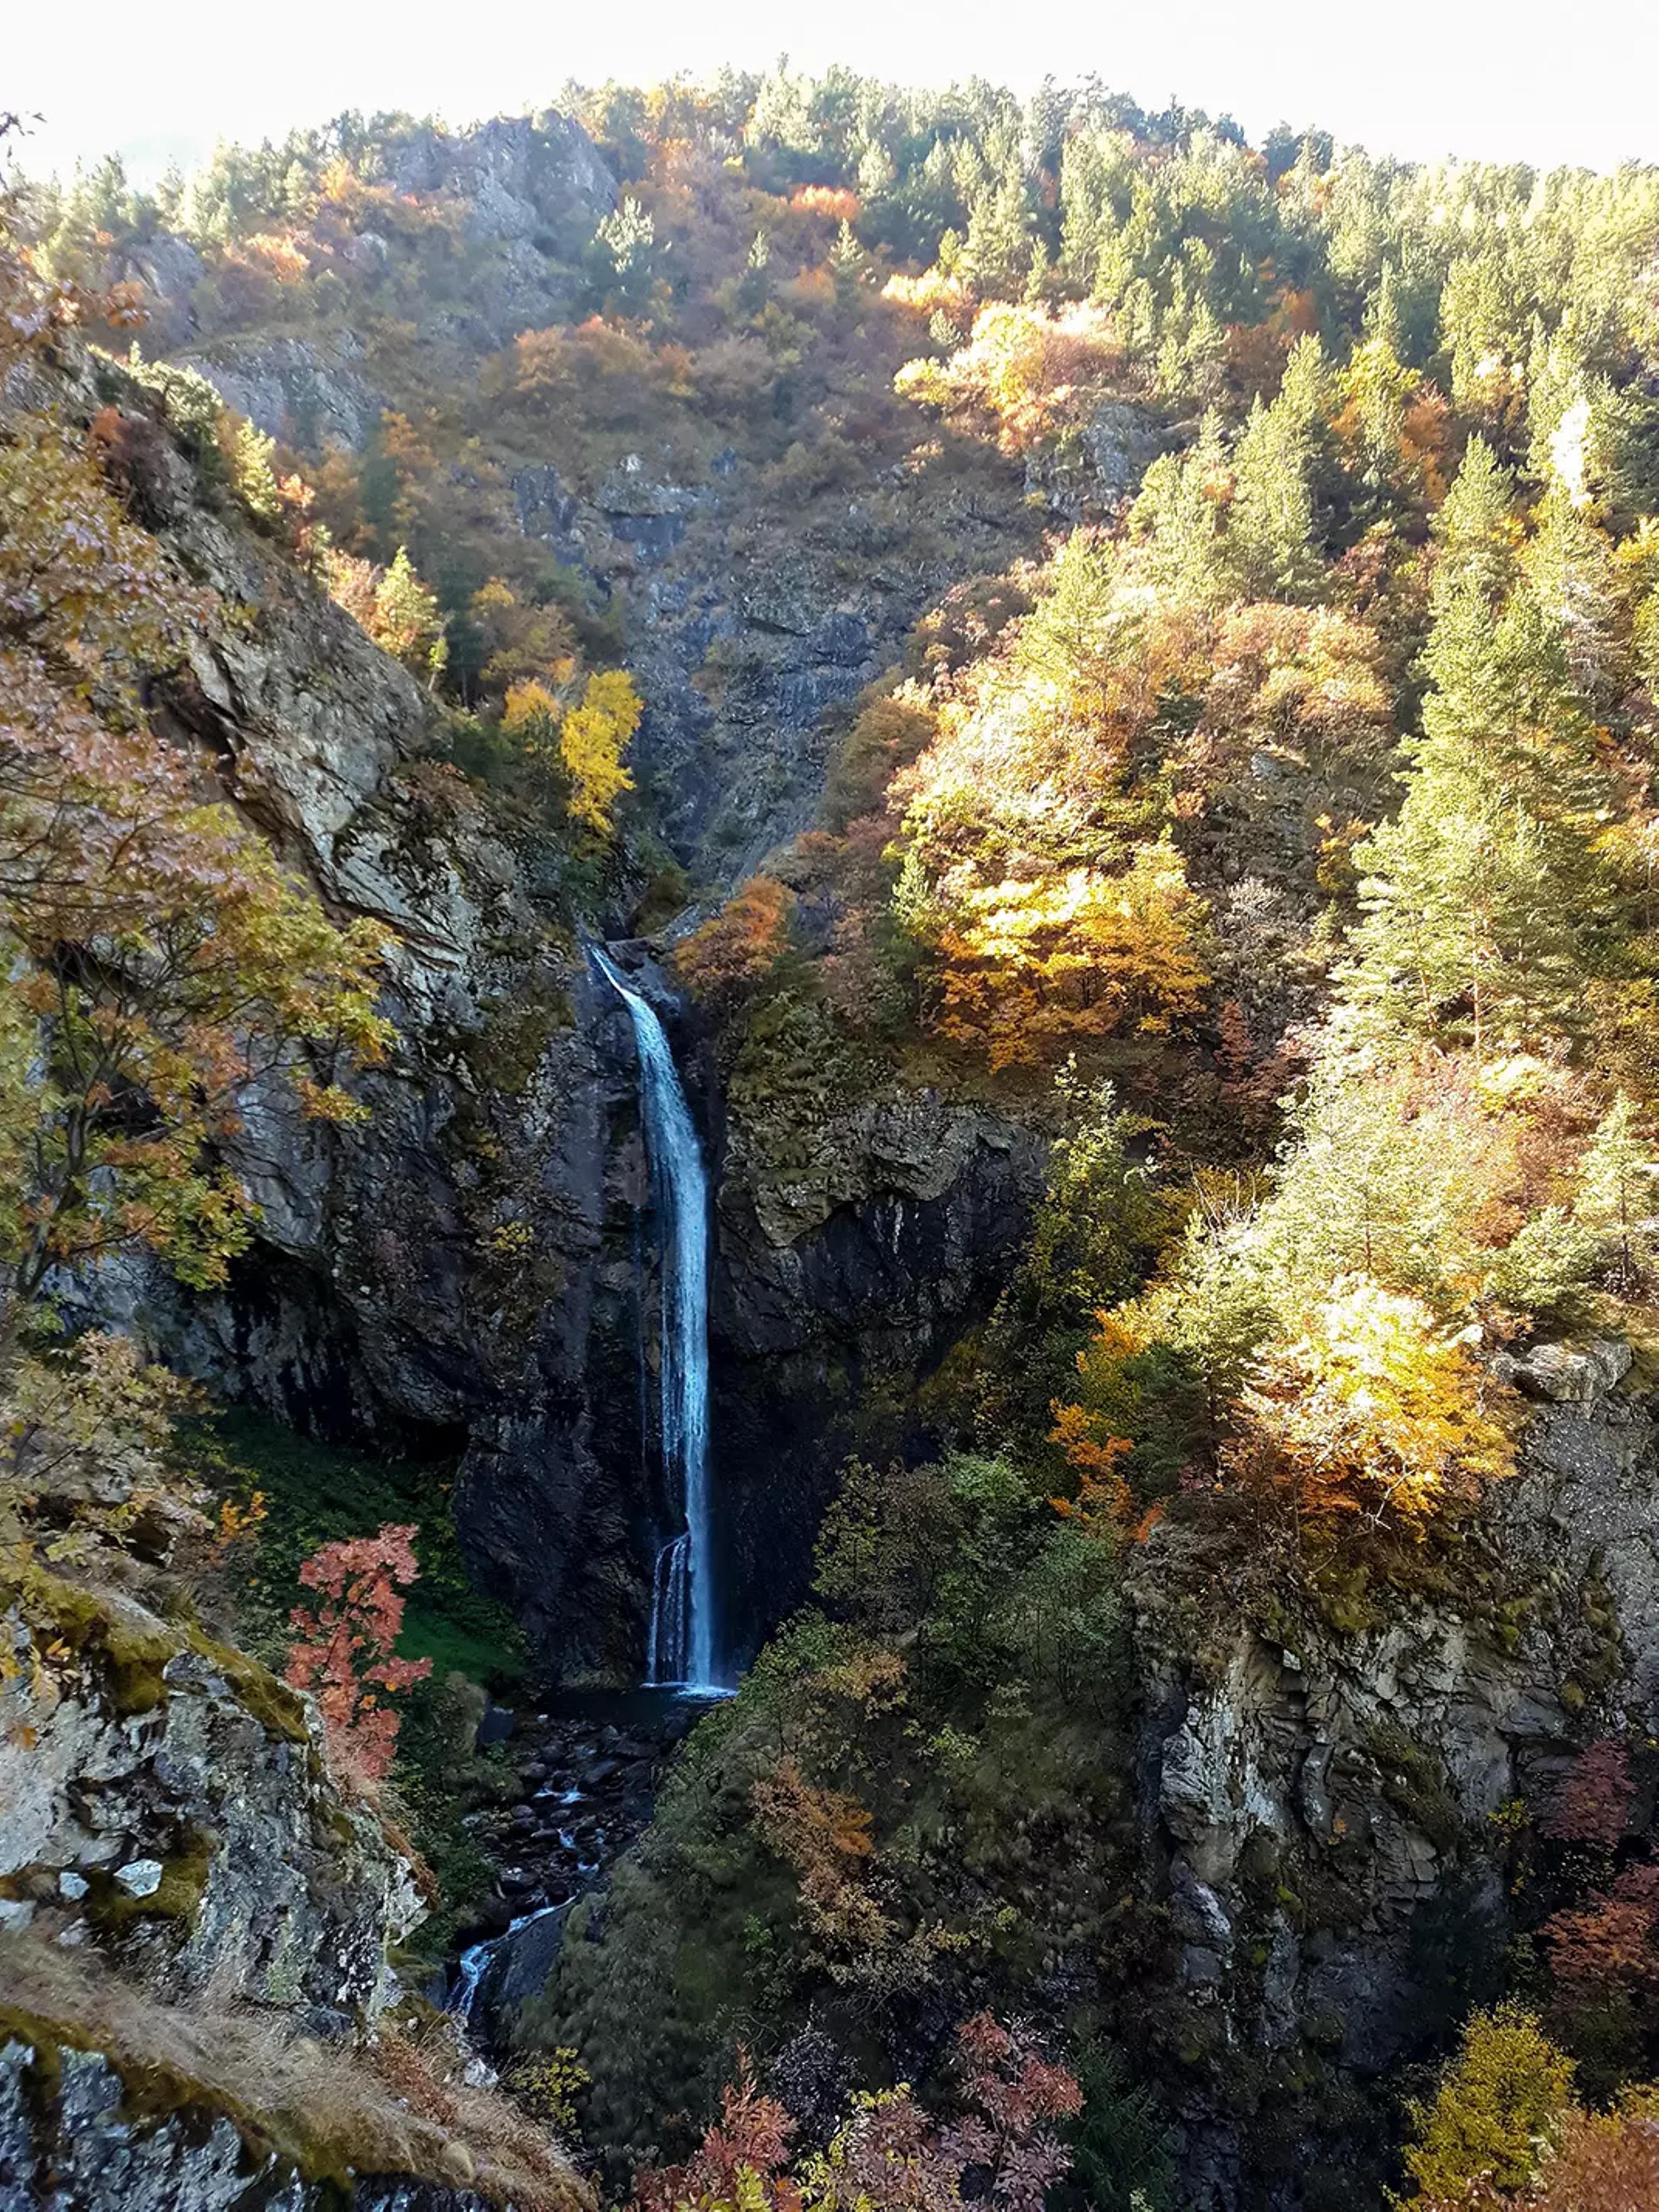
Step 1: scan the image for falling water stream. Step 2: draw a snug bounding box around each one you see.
[592,947,719,1691]
[442,959,722,2031]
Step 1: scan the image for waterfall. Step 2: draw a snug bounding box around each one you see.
[593,948,718,1690]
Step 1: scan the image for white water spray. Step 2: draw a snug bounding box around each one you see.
[593,948,718,1690]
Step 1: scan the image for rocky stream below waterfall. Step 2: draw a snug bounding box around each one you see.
[442,1691,710,2044]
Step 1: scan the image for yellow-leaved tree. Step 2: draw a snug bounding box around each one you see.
[928,840,1212,1073]
[1224,1276,1516,1526]
[559,668,642,835]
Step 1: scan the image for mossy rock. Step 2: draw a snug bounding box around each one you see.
[86,1833,214,1933]
[1363,1720,1464,1856]
[184,1627,312,1746]
[13,1564,178,1718]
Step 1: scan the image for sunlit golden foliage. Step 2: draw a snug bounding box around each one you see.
[321,541,446,685]
[926,841,1211,1072]
[896,300,1123,453]
[881,265,975,329]
[1223,1275,1517,1525]
[559,667,641,834]
[1402,2004,1576,2206]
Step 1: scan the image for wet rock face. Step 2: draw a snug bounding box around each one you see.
[711,1100,1042,1666]
[1128,1388,1659,2209]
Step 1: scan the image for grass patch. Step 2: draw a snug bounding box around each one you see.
[198,1408,528,1958]
[202,1407,527,1688]
[0,1936,592,2210]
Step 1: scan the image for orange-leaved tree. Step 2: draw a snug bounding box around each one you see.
[674,875,797,1013]
[749,1755,893,1952]
[284,1523,433,1783]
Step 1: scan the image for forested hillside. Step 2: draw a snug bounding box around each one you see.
[8,66,1659,2212]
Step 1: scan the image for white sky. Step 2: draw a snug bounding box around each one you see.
[7,0,1659,185]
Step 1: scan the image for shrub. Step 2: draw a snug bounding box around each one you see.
[1402,2004,1575,2205]
[284,1524,434,1784]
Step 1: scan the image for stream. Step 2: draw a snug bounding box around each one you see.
[442,1687,715,2040]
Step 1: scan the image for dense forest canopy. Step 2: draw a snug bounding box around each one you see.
[9,60,1659,2212]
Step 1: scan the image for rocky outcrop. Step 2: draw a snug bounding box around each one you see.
[1024,395,1170,518]
[1127,1381,1659,2208]
[0,2038,477,2212]
[95,111,617,428]
[0,1572,420,2012]
[0,1566,540,2210]
[509,452,1033,883]
[0,2023,559,2212]
[176,332,386,450]
[383,112,616,254]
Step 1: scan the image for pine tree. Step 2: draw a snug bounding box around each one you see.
[1441,249,1525,434]
[1346,440,1617,1057]
[371,546,447,689]
[1131,411,1238,607]
[1229,340,1327,600]
[960,162,1033,295]
[1524,479,1621,705]
[1576,1091,1659,1285]
[1337,264,1419,510]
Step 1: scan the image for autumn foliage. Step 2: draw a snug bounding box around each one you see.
[284,1523,433,1783]
[749,1756,890,1951]
[674,875,797,1011]
[1223,1276,1517,1525]
[928,843,1211,1073]
[632,2014,1079,2212]
[895,300,1125,453]
[1405,2003,1659,2210]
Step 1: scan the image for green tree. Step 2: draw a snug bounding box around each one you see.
[1576,1091,1659,1286]
[1346,441,1617,1057]
[1131,410,1238,607]
[372,545,448,689]
[1229,340,1326,601]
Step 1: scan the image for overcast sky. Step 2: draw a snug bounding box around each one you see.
[8,0,1659,185]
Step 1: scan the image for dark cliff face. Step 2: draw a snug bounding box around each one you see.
[439,965,1043,1681]
[709,1103,1042,1670]
[153,942,1037,1681]
[508,451,1033,886]
[1119,1350,1658,2209]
